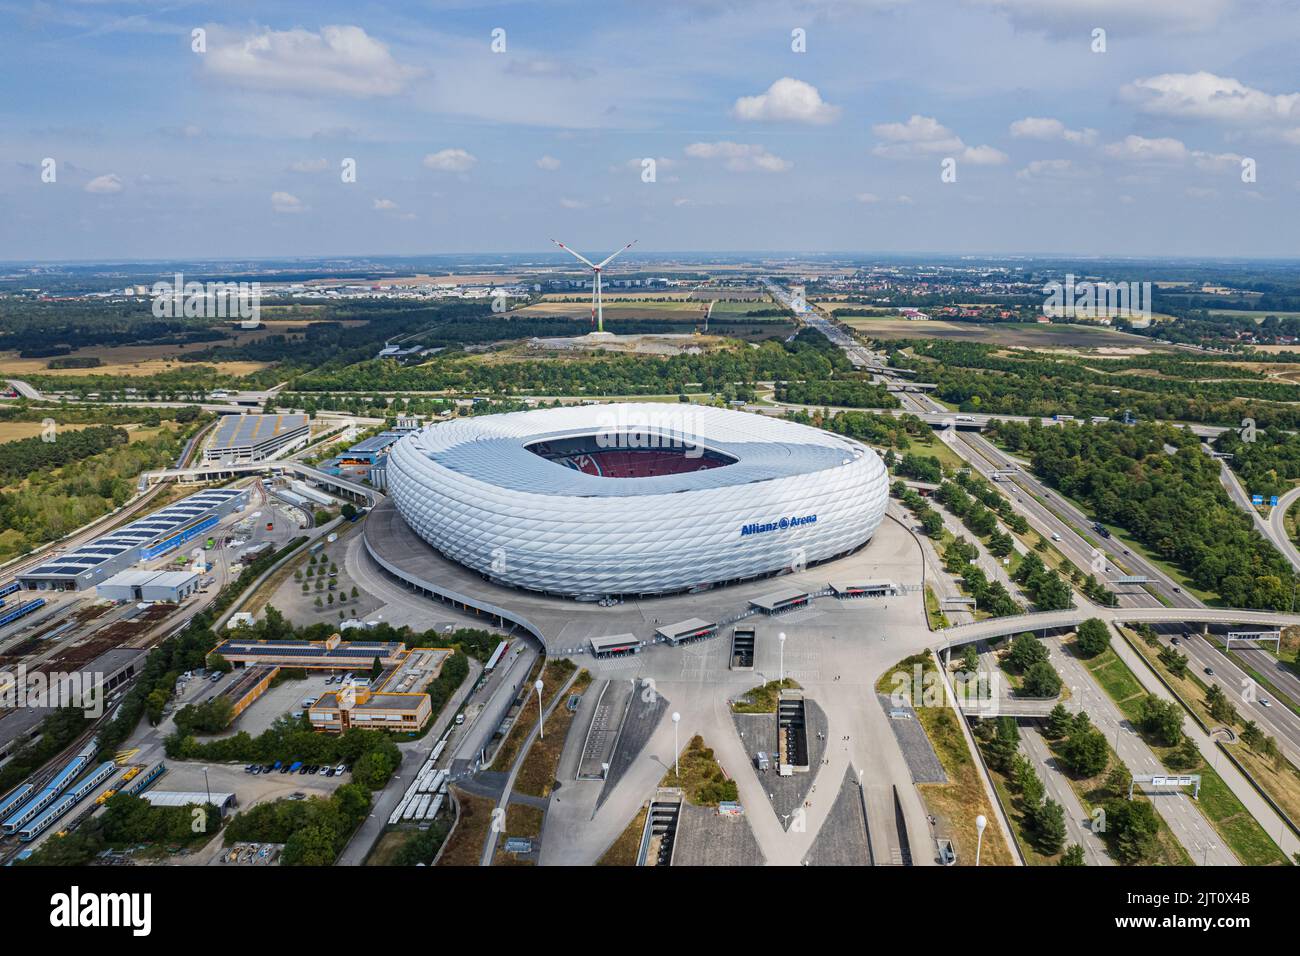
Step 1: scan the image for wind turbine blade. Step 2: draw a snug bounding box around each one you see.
[550,238,597,270]
[596,239,637,270]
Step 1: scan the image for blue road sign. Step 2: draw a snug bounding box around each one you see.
[1271,495,1280,507]
[1252,494,1264,505]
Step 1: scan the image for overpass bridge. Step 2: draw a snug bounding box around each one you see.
[141,461,380,506]
[934,605,1300,651]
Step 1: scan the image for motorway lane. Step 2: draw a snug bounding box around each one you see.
[1046,639,1239,865]
[1148,627,1300,761]
[1019,723,1114,866]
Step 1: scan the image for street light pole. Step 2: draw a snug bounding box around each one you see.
[672,712,681,779]
[534,679,545,740]
[778,632,786,685]
[202,766,212,807]
[975,814,987,866]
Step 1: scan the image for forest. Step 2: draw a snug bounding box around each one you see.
[988,419,1295,609]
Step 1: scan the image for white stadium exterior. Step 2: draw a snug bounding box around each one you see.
[386,403,889,599]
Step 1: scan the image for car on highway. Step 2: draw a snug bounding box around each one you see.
[1171,637,1180,645]
[1204,666,1215,676]
[1261,698,1272,708]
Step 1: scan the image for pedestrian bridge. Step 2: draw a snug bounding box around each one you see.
[141,461,380,505]
[933,606,1300,650]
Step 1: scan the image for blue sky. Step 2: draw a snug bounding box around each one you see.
[2,0,1298,260]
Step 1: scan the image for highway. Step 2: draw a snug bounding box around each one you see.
[784,281,1300,859]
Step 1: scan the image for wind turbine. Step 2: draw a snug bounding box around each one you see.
[550,239,637,334]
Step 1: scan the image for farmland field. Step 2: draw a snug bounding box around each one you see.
[840,317,1182,350]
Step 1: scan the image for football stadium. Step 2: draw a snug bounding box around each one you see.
[385,403,889,599]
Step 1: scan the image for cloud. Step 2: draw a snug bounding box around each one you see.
[423,148,477,173]
[84,174,124,194]
[372,198,399,211]
[968,0,1229,36]
[684,141,792,172]
[289,158,329,173]
[872,115,1006,164]
[271,191,305,213]
[559,197,588,209]
[1192,150,1244,172]
[536,155,561,171]
[1122,72,1300,125]
[856,192,881,203]
[1009,116,1097,145]
[1014,158,1091,180]
[732,78,840,125]
[1102,135,1189,163]
[202,25,419,98]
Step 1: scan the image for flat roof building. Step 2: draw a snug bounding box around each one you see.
[19,488,245,591]
[204,414,309,463]
[308,687,431,734]
[655,618,717,645]
[211,632,406,670]
[589,633,641,658]
[97,569,199,604]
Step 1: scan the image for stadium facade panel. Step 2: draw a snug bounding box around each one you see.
[386,403,888,598]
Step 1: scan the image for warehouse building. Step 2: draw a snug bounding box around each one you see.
[203,413,309,463]
[97,569,199,603]
[19,488,246,591]
[210,632,407,670]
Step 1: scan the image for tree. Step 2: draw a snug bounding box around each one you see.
[1240,720,1265,751]
[1075,618,1110,658]
[920,510,944,539]
[1058,843,1085,866]
[1007,633,1048,673]
[1061,725,1109,778]
[1158,645,1189,677]
[1106,799,1160,864]
[1030,798,1067,854]
[1045,703,1073,740]
[370,656,383,681]
[282,824,338,866]
[961,644,980,675]
[1136,695,1183,747]
[1205,684,1238,725]
[1021,661,1063,698]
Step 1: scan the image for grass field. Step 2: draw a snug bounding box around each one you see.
[840,318,1176,351]
[1,345,269,378]
[0,421,92,443]
[436,786,497,867]
[597,804,648,866]
[513,670,591,798]
[731,678,800,714]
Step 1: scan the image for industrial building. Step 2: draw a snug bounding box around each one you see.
[210,632,407,670]
[141,791,238,815]
[318,430,411,486]
[96,569,199,603]
[207,633,442,735]
[18,488,246,591]
[203,413,309,463]
[307,685,432,734]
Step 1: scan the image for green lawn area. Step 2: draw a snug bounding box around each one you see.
[731,678,800,714]
[597,804,648,866]
[661,735,738,807]
[924,585,950,630]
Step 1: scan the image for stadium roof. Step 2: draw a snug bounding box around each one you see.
[403,404,867,498]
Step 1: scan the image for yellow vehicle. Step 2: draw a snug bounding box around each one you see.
[121,766,142,782]
[94,789,117,805]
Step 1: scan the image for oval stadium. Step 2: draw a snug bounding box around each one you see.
[385,403,889,599]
